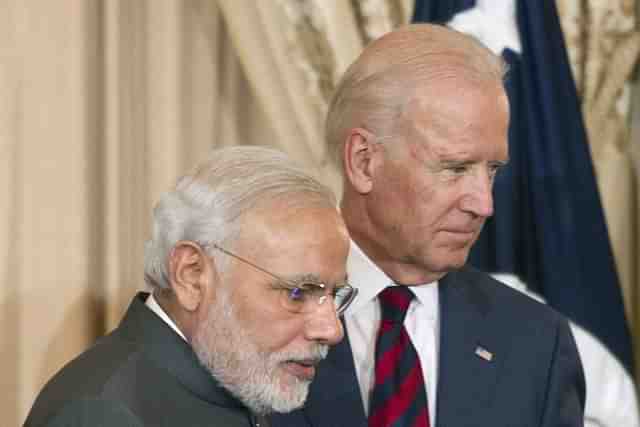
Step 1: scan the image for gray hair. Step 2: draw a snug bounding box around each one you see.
[144,146,337,291]
[326,23,507,166]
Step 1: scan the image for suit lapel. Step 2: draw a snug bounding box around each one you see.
[436,269,506,427]
[302,322,368,427]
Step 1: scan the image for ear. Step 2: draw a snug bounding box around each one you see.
[343,128,381,194]
[168,241,215,312]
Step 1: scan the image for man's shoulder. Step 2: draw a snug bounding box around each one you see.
[55,326,143,387]
[24,328,144,426]
[444,265,567,328]
[438,266,585,426]
[28,397,144,427]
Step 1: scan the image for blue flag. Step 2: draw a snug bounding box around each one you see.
[413,0,634,373]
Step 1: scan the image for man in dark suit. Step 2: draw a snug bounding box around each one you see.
[24,146,357,427]
[271,24,585,427]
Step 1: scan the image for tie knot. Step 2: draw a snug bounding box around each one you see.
[378,286,415,323]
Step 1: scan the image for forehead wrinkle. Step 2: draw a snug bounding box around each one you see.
[406,108,472,163]
[405,82,491,161]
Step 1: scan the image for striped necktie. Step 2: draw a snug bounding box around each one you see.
[369,286,430,427]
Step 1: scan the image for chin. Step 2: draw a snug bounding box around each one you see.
[452,251,471,267]
[432,251,470,273]
[270,374,311,413]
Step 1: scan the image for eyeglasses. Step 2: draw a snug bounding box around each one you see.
[207,243,357,316]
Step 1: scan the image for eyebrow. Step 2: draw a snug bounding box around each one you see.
[439,159,510,167]
[332,274,351,290]
[490,159,510,167]
[278,273,324,288]
[278,273,350,289]
[439,159,475,167]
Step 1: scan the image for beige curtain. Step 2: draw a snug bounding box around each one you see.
[1,0,411,424]
[216,0,413,195]
[556,0,640,373]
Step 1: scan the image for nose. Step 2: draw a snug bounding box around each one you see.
[303,298,344,345]
[460,170,494,218]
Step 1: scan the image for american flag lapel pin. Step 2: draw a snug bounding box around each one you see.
[475,346,493,362]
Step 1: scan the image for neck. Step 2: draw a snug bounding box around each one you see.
[342,196,444,285]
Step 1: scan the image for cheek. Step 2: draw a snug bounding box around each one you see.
[376,165,424,215]
[232,291,304,352]
[400,177,447,230]
[256,320,304,352]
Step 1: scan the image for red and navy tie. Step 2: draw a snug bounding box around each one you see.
[368,286,430,427]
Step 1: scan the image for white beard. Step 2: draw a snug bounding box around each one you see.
[191,287,328,415]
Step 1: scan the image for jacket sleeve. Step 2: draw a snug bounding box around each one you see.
[540,318,586,427]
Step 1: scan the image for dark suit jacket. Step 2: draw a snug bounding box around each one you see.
[24,293,266,427]
[271,266,586,427]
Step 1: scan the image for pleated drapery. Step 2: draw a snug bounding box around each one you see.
[557,0,640,372]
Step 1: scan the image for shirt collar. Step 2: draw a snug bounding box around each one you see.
[345,240,438,316]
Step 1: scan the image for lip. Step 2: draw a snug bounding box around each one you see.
[283,360,318,381]
[440,229,477,246]
[442,229,476,235]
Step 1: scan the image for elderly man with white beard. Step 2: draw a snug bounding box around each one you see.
[24,146,356,427]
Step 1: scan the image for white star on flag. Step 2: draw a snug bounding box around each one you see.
[447,0,522,55]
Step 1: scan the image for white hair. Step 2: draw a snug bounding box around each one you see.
[144,146,336,291]
[326,23,508,166]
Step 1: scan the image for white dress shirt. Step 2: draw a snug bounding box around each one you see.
[344,242,440,426]
[145,293,187,341]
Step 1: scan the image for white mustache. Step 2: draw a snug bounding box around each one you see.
[276,344,329,365]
